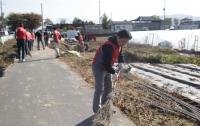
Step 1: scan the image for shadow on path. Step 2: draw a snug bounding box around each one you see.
[76,115,94,126]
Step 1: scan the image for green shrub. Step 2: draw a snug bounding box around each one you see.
[161,55,187,64]
[146,54,162,63]
[191,58,200,66]
[124,49,200,66]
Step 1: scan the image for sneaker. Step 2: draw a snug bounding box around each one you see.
[22,59,26,62]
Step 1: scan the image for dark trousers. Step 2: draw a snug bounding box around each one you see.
[17,40,25,60]
[92,65,112,113]
[45,38,49,47]
[28,41,33,51]
[37,39,45,50]
[25,41,28,55]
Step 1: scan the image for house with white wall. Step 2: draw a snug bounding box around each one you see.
[110,21,133,32]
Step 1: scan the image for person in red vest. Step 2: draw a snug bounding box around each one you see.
[52,27,61,58]
[77,32,84,52]
[26,31,33,51]
[92,29,132,113]
[16,24,27,62]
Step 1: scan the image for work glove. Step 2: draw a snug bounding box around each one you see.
[107,67,116,74]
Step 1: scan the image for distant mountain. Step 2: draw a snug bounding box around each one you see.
[160,14,200,20]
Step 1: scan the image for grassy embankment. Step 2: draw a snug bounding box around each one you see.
[0,39,17,76]
[125,43,200,65]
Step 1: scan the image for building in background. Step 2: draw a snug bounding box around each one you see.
[110,21,133,32]
[132,16,162,31]
[84,24,111,36]
[177,18,200,30]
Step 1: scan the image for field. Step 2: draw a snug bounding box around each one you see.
[60,37,200,126]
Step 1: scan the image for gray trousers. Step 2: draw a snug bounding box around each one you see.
[37,39,45,50]
[52,41,60,56]
[92,65,112,113]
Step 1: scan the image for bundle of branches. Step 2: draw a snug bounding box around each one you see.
[91,96,112,126]
[60,41,73,51]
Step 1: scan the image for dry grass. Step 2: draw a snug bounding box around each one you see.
[60,37,198,126]
[0,39,17,69]
[126,43,178,55]
[113,75,198,126]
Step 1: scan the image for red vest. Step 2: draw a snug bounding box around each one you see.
[17,27,26,40]
[93,41,121,65]
[54,30,61,43]
[26,32,33,41]
[78,35,84,44]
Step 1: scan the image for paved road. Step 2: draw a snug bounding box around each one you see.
[0,48,135,126]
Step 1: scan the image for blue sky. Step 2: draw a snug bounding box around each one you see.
[3,0,200,23]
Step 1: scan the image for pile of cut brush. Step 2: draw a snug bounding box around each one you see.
[92,98,113,126]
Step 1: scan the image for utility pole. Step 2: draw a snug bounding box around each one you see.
[163,0,166,29]
[0,0,5,31]
[99,0,101,24]
[163,0,166,21]
[41,3,44,41]
[0,0,2,18]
